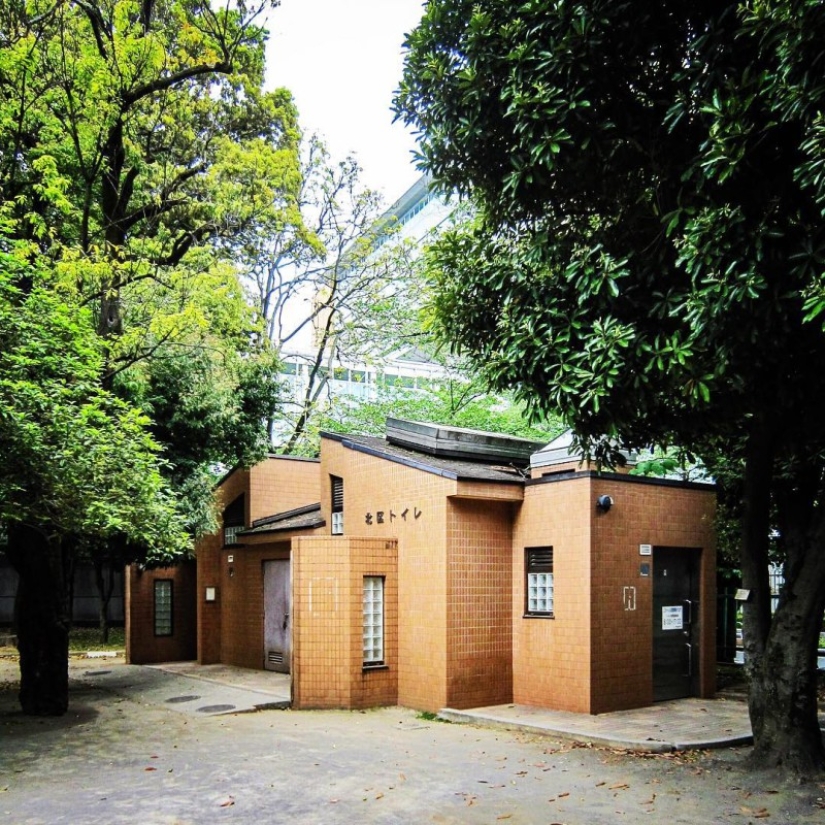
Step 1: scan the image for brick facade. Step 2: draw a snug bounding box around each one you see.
[513,473,716,713]
[129,429,718,718]
[291,536,398,709]
[195,456,321,665]
[125,561,197,664]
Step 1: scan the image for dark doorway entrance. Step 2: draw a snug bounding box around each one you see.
[653,547,700,701]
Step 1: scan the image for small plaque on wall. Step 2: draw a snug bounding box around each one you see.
[205,586,216,602]
[639,544,652,556]
[734,588,751,601]
[662,605,684,630]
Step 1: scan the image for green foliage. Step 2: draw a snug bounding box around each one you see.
[396,0,825,459]
[1,0,298,542]
[309,378,562,453]
[0,250,188,561]
[396,0,825,771]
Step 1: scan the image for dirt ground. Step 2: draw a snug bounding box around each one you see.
[1,656,824,825]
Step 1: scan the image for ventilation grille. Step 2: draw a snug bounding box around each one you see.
[267,650,284,665]
[527,546,553,572]
[331,476,344,510]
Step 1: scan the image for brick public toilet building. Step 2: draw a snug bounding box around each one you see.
[126,419,716,715]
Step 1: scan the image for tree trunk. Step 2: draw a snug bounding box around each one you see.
[93,555,115,645]
[736,414,825,775]
[7,523,70,716]
[747,576,825,775]
[739,416,825,775]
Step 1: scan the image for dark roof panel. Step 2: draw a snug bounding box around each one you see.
[322,432,528,484]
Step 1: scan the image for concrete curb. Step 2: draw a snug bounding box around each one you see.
[438,707,755,753]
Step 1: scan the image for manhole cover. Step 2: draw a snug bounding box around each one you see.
[196,704,236,714]
[85,670,111,676]
[165,695,201,704]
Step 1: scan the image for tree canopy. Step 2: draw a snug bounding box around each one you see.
[396,0,825,775]
[1,0,295,530]
[0,0,297,713]
[0,247,187,558]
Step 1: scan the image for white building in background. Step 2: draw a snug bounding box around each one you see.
[278,174,455,428]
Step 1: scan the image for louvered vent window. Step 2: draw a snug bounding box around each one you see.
[223,494,245,546]
[363,576,384,665]
[331,475,344,535]
[223,524,242,546]
[154,580,173,636]
[526,547,554,617]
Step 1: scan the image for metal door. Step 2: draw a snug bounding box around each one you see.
[653,547,700,701]
[263,559,290,673]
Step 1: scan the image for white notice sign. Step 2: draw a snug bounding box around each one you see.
[662,605,684,630]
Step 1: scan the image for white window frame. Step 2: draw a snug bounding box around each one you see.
[154,579,174,636]
[223,524,243,546]
[331,476,344,535]
[526,547,554,617]
[362,576,384,666]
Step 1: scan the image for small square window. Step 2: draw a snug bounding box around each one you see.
[223,524,243,546]
[525,547,554,617]
[222,494,245,546]
[154,580,173,636]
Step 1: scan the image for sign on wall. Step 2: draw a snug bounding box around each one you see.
[364,507,422,525]
[661,605,684,630]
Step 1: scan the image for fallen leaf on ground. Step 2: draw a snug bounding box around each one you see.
[218,797,234,808]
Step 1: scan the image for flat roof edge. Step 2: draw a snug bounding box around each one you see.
[527,470,716,492]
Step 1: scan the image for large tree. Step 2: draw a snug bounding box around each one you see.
[239,135,426,453]
[396,0,825,775]
[0,247,189,713]
[0,0,296,711]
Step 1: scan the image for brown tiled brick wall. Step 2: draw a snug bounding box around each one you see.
[195,456,321,665]
[196,468,246,664]
[291,536,398,709]
[589,476,716,712]
[445,497,515,709]
[513,476,593,712]
[513,474,715,714]
[248,456,320,522]
[125,561,197,664]
[219,542,291,669]
[320,437,455,712]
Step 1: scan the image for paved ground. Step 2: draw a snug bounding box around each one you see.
[2,657,825,824]
[145,661,755,751]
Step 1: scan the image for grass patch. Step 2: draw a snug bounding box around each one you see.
[716,662,748,692]
[68,626,124,652]
[416,710,444,722]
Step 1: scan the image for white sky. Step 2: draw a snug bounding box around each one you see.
[265,0,427,204]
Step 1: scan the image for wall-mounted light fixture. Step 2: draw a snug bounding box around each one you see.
[596,494,613,513]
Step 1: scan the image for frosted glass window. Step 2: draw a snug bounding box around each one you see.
[154,580,173,636]
[526,547,554,616]
[363,576,384,665]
